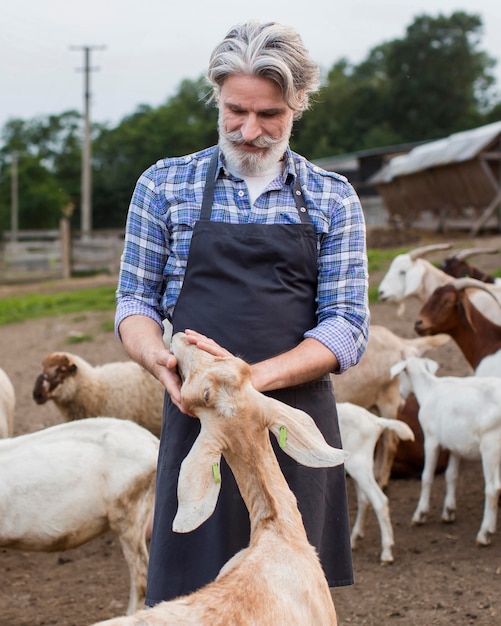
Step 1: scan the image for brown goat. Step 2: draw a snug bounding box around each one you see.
[414,279,501,375]
[439,247,499,284]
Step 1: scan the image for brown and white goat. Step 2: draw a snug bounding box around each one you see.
[439,247,500,284]
[414,278,501,377]
[92,332,347,626]
[378,243,501,324]
[33,352,164,436]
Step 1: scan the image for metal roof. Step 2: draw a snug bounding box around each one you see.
[312,140,424,172]
[371,120,501,184]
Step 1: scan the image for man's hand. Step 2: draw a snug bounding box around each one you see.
[184,328,233,358]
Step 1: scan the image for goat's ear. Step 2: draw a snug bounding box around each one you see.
[460,297,477,332]
[423,358,439,375]
[267,399,348,468]
[390,360,406,378]
[173,434,222,533]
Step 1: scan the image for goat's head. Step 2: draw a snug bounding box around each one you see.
[32,352,78,404]
[378,253,426,303]
[440,247,499,283]
[415,278,501,337]
[378,243,452,306]
[390,357,439,399]
[414,283,468,336]
[169,332,348,533]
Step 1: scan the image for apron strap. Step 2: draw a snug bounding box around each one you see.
[201,147,311,224]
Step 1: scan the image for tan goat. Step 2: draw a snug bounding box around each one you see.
[92,332,348,626]
[33,352,164,436]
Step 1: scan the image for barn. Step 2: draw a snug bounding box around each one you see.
[369,120,501,235]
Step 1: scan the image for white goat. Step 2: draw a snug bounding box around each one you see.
[390,357,501,546]
[0,367,15,438]
[33,352,164,436]
[0,417,158,614]
[92,332,348,626]
[378,243,501,324]
[332,324,449,485]
[338,402,415,564]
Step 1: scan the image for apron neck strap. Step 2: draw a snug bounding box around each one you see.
[201,147,311,224]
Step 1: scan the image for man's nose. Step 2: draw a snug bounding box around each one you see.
[240,114,261,142]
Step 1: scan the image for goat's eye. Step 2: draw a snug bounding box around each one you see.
[203,388,210,403]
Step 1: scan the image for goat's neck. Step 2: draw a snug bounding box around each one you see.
[420,261,450,300]
[407,366,436,405]
[223,428,307,544]
[460,303,501,369]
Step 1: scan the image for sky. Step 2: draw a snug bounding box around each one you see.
[1,0,501,134]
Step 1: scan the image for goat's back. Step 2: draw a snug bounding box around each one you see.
[0,417,159,550]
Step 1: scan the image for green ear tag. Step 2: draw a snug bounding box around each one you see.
[212,462,221,484]
[279,426,287,449]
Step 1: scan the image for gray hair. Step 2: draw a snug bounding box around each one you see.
[207,21,320,119]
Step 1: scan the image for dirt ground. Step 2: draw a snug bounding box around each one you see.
[1,229,500,625]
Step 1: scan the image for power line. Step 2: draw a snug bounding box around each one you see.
[70,45,106,238]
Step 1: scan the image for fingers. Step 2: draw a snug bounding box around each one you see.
[184,329,232,357]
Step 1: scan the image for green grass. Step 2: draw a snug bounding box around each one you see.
[0,243,426,324]
[0,286,116,326]
[367,247,409,272]
[0,248,401,324]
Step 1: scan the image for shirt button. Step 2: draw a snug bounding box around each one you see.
[238,190,245,197]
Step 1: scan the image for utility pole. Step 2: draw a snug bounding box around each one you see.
[10,151,18,242]
[71,45,106,239]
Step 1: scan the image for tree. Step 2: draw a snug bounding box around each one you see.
[381,11,497,141]
[294,11,499,157]
[0,112,81,232]
[293,56,402,158]
[92,76,218,228]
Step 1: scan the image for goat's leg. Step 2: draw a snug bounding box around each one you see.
[111,501,152,616]
[412,440,440,525]
[351,469,394,564]
[115,527,149,615]
[441,452,460,523]
[350,479,369,549]
[476,441,501,546]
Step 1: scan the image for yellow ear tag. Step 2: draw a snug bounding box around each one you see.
[212,462,221,484]
[279,426,287,449]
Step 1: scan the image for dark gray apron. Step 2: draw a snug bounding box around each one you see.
[145,148,353,606]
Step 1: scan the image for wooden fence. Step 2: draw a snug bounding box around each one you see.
[0,224,125,284]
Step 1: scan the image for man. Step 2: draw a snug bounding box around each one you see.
[116,20,370,607]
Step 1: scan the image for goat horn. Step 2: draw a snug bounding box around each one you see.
[448,247,500,261]
[449,277,501,305]
[409,242,453,260]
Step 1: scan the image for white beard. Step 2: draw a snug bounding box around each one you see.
[218,115,292,176]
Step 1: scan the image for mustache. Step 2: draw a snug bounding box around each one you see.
[224,130,282,148]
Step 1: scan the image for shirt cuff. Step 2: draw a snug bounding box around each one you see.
[115,297,165,340]
[304,318,358,374]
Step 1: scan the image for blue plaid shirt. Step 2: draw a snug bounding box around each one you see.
[116,146,369,373]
